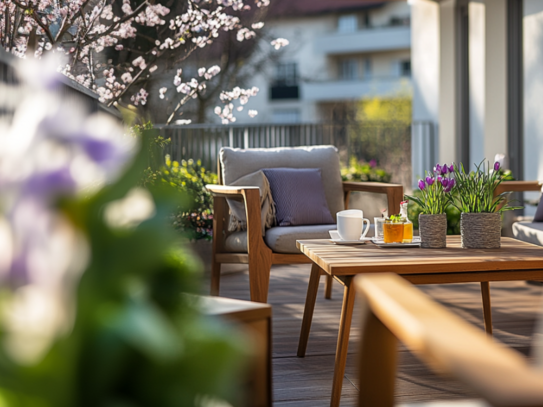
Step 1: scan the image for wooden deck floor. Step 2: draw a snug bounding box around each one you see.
[216,264,543,406]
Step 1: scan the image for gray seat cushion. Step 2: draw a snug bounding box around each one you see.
[512,221,543,246]
[220,146,345,221]
[224,224,337,254]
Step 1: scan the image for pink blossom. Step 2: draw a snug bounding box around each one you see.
[271,38,289,50]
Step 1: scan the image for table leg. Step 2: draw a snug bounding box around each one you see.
[480,281,493,335]
[325,274,333,299]
[297,262,322,358]
[331,277,355,407]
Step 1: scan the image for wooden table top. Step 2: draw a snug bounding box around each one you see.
[296,236,543,276]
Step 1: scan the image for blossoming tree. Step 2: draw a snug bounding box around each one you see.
[0,0,288,123]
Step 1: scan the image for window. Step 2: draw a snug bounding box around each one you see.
[270,62,299,100]
[274,62,298,86]
[363,59,372,79]
[339,59,358,80]
[389,16,410,27]
[400,60,411,77]
[272,109,300,123]
[337,15,358,33]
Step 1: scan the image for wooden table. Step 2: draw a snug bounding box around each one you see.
[295,236,543,407]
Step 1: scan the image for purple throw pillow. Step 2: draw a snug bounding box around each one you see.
[262,168,335,226]
[534,194,543,222]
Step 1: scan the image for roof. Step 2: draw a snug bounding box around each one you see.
[267,0,393,19]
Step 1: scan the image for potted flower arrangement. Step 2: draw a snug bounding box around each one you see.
[406,163,455,248]
[452,160,521,249]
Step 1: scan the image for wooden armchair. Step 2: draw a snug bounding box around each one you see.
[354,273,543,407]
[496,181,543,245]
[206,146,403,303]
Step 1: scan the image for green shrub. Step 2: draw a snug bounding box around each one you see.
[341,157,392,183]
[161,157,218,241]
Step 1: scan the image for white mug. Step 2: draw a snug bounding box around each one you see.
[337,210,370,241]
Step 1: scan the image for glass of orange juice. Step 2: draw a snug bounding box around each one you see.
[383,219,404,243]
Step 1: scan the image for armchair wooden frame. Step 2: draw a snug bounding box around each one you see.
[355,273,543,407]
[206,167,403,303]
[495,180,542,197]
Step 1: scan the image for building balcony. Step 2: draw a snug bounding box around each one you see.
[315,26,411,55]
[303,77,411,102]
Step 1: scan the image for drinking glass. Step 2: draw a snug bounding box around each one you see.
[383,220,404,243]
[374,217,385,239]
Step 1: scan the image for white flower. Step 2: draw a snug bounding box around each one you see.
[198,67,206,77]
[271,38,289,50]
[159,87,167,99]
[248,110,258,117]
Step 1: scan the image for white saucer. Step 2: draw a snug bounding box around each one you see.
[329,230,370,244]
[329,238,367,245]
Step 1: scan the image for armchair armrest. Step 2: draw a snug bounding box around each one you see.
[205,184,260,201]
[495,180,542,197]
[342,181,403,216]
[354,273,543,407]
[205,183,265,254]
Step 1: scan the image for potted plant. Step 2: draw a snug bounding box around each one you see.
[406,163,455,248]
[452,160,521,249]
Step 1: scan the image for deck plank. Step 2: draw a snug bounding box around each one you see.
[215,263,543,406]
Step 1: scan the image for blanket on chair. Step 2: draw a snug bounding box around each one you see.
[227,170,276,236]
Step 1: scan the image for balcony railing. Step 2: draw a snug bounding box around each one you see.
[270,85,299,100]
[155,121,426,188]
[303,77,411,102]
[315,26,411,55]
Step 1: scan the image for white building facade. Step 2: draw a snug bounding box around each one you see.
[239,1,413,124]
[411,0,543,205]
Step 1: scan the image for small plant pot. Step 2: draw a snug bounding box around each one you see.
[460,212,501,249]
[418,213,447,249]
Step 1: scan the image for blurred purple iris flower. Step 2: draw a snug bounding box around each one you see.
[441,178,449,188]
[369,159,377,168]
[426,176,435,186]
[441,164,448,175]
[418,179,425,190]
[494,161,500,171]
[448,164,454,173]
[434,164,442,174]
[23,168,76,199]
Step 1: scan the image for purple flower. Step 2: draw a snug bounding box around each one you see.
[448,178,456,188]
[441,178,449,188]
[81,138,115,163]
[418,179,425,190]
[434,164,442,174]
[369,159,377,168]
[494,161,500,171]
[426,176,435,186]
[444,184,453,193]
[441,164,448,175]
[23,168,76,199]
[448,164,455,173]
[437,176,443,183]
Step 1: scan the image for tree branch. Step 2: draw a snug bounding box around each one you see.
[81,1,149,47]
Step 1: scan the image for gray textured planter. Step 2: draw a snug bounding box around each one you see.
[419,214,447,249]
[460,212,501,249]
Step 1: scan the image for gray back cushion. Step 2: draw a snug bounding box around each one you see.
[220,146,345,220]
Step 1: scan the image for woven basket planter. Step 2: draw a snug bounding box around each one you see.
[460,212,501,249]
[419,214,447,249]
